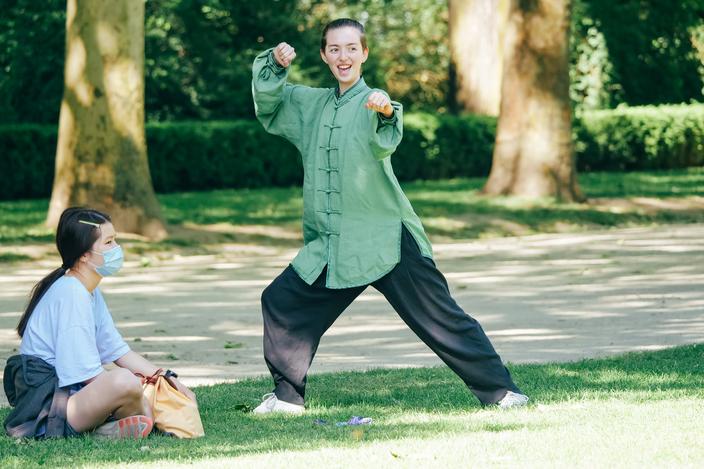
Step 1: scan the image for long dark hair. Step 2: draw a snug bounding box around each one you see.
[16,207,111,337]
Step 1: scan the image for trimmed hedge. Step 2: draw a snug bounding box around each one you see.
[0,124,58,201]
[574,104,704,171]
[1,105,703,200]
[147,121,303,193]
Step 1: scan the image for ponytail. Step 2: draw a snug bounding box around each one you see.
[15,206,110,337]
[16,267,66,337]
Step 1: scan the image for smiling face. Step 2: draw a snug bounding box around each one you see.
[320,26,369,93]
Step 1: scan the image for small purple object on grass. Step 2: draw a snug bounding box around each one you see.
[335,416,373,427]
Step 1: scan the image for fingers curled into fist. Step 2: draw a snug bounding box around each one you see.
[274,42,296,68]
[365,91,394,117]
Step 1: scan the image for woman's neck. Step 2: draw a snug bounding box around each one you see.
[67,266,101,293]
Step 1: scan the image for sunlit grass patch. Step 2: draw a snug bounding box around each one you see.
[1,169,703,253]
[1,344,702,468]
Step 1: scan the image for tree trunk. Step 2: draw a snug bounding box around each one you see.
[47,0,167,239]
[483,0,583,201]
[448,0,508,116]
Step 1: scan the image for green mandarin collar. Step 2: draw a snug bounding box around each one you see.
[335,77,368,106]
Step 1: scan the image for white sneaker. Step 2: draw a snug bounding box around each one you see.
[498,391,529,409]
[252,393,305,415]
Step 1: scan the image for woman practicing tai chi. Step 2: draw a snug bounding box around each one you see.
[251,18,529,414]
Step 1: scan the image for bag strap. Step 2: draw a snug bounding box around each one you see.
[135,368,163,385]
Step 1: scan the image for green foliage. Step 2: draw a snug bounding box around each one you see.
[571,0,704,109]
[0,0,65,124]
[2,0,702,124]
[144,0,305,121]
[569,0,622,110]
[142,0,451,119]
[574,104,704,171]
[2,105,703,200]
[0,124,57,200]
[394,113,495,181]
[145,113,494,192]
[146,121,303,192]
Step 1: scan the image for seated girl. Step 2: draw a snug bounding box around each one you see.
[3,207,195,439]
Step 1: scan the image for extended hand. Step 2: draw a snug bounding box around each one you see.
[274,42,296,68]
[365,91,394,118]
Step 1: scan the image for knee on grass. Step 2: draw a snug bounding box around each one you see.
[110,368,144,404]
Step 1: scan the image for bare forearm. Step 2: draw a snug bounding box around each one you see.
[116,351,196,401]
[114,350,160,376]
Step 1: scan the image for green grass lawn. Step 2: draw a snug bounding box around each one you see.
[1,168,703,254]
[1,344,702,468]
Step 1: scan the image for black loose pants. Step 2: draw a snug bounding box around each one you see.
[261,226,522,405]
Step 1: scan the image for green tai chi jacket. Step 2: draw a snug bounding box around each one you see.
[252,48,433,288]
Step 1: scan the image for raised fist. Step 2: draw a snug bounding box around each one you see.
[274,42,296,68]
[365,91,394,118]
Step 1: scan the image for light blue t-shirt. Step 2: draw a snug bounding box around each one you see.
[19,275,130,387]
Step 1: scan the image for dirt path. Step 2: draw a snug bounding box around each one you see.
[1,224,703,406]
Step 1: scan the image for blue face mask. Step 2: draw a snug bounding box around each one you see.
[91,245,124,277]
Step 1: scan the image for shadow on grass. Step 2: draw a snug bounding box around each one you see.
[578,168,704,198]
[410,196,704,240]
[305,343,704,411]
[0,198,53,244]
[158,187,303,227]
[2,169,703,249]
[402,167,704,199]
[0,344,701,467]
